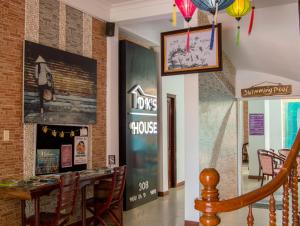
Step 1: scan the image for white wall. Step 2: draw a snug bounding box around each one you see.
[184,75,200,222]
[236,70,300,99]
[106,26,119,166]
[248,99,283,176]
[160,75,185,192]
[269,100,283,151]
[248,100,267,176]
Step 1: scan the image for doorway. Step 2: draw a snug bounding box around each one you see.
[167,94,176,188]
[238,98,300,194]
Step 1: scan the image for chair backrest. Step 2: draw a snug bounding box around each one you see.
[258,153,274,175]
[279,149,290,159]
[56,172,80,220]
[112,165,127,203]
[93,165,127,209]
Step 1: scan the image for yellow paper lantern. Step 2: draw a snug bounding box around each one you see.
[226,0,251,46]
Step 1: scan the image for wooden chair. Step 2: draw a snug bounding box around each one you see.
[279,148,291,159]
[26,172,80,226]
[257,151,284,187]
[86,165,127,226]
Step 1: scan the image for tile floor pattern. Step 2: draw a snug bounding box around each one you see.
[122,164,289,226]
[124,186,184,226]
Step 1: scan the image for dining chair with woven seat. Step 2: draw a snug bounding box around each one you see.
[26,172,80,226]
[258,151,284,187]
[278,148,291,159]
[86,165,127,226]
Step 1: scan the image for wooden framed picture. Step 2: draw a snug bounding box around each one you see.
[161,24,222,76]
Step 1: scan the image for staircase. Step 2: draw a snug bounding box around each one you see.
[195,130,300,226]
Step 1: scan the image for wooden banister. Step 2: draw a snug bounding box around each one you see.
[195,129,300,225]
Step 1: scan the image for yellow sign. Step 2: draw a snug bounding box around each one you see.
[241,85,292,97]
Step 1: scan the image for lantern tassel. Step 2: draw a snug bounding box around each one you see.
[298,0,300,32]
[236,26,240,46]
[248,6,255,35]
[214,2,219,24]
[210,21,215,50]
[186,28,190,52]
[172,3,177,27]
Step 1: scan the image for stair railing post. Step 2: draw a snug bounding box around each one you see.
[199,168,221,226]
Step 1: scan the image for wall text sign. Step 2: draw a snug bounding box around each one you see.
[241,85,292,97]
[119,40,158,210]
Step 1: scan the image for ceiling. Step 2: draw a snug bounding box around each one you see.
[106,0,298,7]
[119,1,300,82]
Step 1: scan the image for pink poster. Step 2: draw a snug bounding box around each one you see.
[61,145,72,168]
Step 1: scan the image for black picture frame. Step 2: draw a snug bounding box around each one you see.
[161,24,223,76]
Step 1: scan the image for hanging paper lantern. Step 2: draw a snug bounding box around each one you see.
[59,131,64,138]
[70,130,75,137]
[248,0,255,35]
[52,130,57,137]
[226,0,251,46]
[175,0,197,52]
[192,0,234,49]
[42,126,48,134]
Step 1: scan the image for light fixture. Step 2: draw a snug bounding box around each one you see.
[226,0,251,46]
[175,0,197,52]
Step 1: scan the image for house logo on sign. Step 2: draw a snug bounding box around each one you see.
[128,85,157,135]
[128,85,157,114]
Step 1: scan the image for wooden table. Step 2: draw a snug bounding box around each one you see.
[0,170,113,226]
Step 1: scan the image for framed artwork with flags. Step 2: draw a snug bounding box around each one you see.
[161,24,222,76]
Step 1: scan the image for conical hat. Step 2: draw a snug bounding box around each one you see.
[35,56,46,63]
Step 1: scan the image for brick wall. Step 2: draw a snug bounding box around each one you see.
[0,0,25,225]
[92,19,107,168]
[0,0,107,225]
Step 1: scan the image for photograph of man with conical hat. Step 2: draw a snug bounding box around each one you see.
[35,55,55,114]
[23,41,97,124]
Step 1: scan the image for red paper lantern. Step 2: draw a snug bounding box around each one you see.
[175,0,197,52]
[175,0,196,23]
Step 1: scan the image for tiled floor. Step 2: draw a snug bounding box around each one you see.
[124,186,184,226]
[123,164,287,226]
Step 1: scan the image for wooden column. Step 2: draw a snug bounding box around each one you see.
[199,168,221,226]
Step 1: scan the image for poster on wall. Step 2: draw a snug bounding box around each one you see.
[74,136,88,165]
[61,145,72,168]
[23,40,97,125]
[36,149,60,175]
[249,113,264,135]
[119,40,158,210]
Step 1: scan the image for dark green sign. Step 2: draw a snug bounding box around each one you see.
[119,40,158,210]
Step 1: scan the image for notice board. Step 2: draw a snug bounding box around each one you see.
[36,124,88,175]
[249,114,265,136]
[119,40,158,210]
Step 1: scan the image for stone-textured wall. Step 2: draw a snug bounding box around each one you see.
[198,11,238,199]
[0,0,25,225]
[0,0,107,225]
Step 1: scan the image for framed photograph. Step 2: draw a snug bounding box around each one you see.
[23,40,97,124]
[161,24,222,76]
